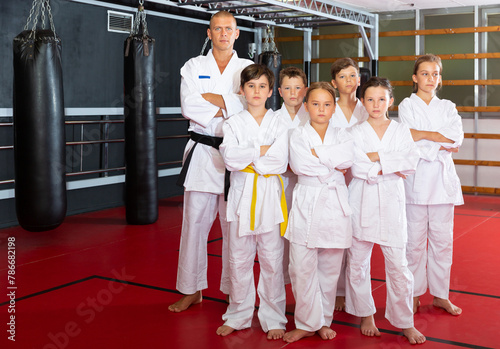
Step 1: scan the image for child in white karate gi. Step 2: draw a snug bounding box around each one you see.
[330,58,369,128]
[277,66,309,285]
[283,82,354,343]
[277,66,310,206]
[218,64,288,340]
[399,54,464,316]
[330,58,369,311]
[346,77,426,344]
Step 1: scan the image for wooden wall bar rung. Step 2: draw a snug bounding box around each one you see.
[462,186,500,194]
[380,53,500,61]
[313,33,362,40]
[282,57,370,65]
[284,53,500,66]
[380,26,500,37]
[454,159,500,167]
[275,36,304,42]
[311,57,370,64]
[274,26,500,43]
[391,106,500,112]
[459,106,500,112]
[464,133,500,139]
[282,59,306,65]
[275,33,362,42]
[391,79,500,86]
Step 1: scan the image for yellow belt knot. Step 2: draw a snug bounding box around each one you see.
[240,165,288,236]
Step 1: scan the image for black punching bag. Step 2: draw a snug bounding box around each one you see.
[259,51,282,111]
[13,27,67,232]
[124,13,158,225]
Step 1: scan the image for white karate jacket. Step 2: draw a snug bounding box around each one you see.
[349,120,420,248]
[179,49,253,193]
[285,123,354,249]
[220,110,289,236]
[277,103,310,129]
[331,99,369,128]
[398,94,464,205]
[277,103,310,201]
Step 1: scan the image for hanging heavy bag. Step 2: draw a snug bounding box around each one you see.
[124,2,158,225]
[259,51,282,111]
[13,1,66,232]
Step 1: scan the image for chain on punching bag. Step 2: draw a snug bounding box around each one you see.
[259,26,282,111]
[13,0,66,232]
[124,0,158,225]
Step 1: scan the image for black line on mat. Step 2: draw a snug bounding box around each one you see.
[0,276,96,306]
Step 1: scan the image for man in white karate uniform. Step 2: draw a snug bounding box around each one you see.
[169,11,253,313]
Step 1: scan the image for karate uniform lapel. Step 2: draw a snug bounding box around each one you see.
[260,110,280,146]
[360,121,388,241]
[304,122,323,146]
[207,50,239,92]
[410,93,439,130]
[238,110,271,235]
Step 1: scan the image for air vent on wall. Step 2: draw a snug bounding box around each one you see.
[107,10,133,34]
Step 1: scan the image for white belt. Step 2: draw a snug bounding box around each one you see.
[298,175,351,247]
[361,178,389,242]
[297,176,351,217]
[413,152,456,196]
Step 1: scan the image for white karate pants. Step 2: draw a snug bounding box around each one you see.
[346,237,414,329]
[406,204,454,299]
[336,169,353,298]
[176,191,230,295]
[222,222,287,332]
[336,251,347,297]
[289,243,344,332]
[282,173,297,286]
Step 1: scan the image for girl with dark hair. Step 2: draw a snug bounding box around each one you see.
[345,77,425,344]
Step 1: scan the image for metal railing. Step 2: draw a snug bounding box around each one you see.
[0,110,188,187]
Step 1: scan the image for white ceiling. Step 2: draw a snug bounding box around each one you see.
[335,0,500,12]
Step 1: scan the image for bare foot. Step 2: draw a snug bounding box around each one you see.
[168,291,202,313]
[433,297,462,316]
[267,329,285,340]
[360,315,381,337]
[335,296,345,311]
[216,325,235,336]
[413,296,421,314]
[283,329,315,343]
[403,327,426,344]
[318,326,336,340]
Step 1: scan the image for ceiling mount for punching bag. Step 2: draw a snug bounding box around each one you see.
[259,25,282,111]
[124,0,158,225]
[13,0,66,232]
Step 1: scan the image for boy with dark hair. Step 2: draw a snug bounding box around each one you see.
[329,58,369,311]
[218,64,288,339]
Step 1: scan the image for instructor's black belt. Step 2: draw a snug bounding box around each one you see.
[176,131,223,187]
